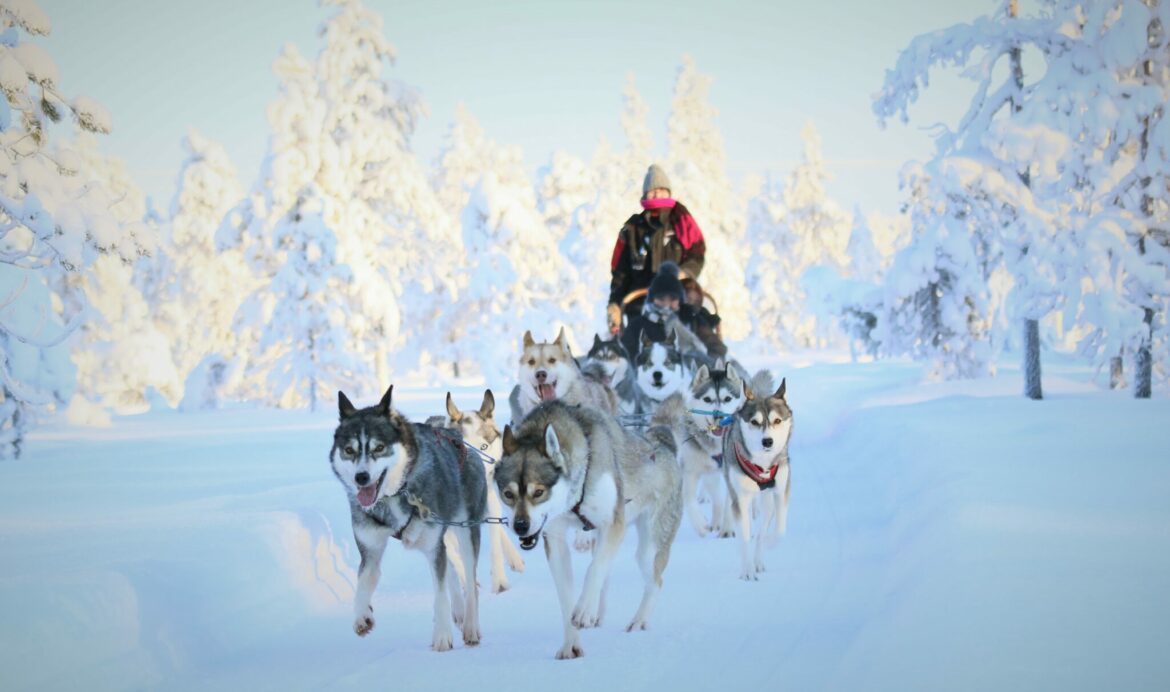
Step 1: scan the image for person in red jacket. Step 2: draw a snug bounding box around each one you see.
[606,164,706,334]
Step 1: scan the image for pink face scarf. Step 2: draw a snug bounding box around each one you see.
[639,197,702,249]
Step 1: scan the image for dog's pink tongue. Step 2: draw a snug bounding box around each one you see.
[358,485,377,507]
[711,426,725,437]
[538,384,557,401]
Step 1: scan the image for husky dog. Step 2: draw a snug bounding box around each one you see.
[440,390,526,593]
[640,301,711,369]
[654,362,772,538]
[633,329,689,409]
[331,386,486,651]
[723,378,792,581]
[508,328,618,423]
[494,401,682,659]
[583,333,644,416]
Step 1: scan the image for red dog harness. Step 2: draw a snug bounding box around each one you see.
[732,442,780,490]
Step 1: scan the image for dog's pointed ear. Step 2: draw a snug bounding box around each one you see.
[378,385,394,416]
[543,423,562,461]
[714,357,726,371]
[693,364,710,386]
[743,381,755,401]
[640,329,653,350]
[592,333,603,349]
[480,389,495,418]
[555,326,567,346]
[667,328,679,350]
[446,392,461,421]
[523,330,535,348]
[502,425,518,455]
[338,391,357,419]
[774,378,787,400]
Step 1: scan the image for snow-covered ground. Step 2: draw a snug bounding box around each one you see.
[3,355,1168,691]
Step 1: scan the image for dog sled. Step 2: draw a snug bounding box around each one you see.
[616,277,722,337]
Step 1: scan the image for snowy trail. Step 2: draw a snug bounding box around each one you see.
[2,360,1168,691]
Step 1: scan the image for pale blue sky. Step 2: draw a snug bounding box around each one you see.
[38,0,990,217]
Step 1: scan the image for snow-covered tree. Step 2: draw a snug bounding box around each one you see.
[665,56,749,340]
[0,0,147,453]
[224,0,461,397]
[152,132,249,408]
[245,189,360,411]
[747,124,852,349]
[847,205,883,283]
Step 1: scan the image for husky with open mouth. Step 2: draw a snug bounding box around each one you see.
[330,386,486,652]
[508,328,617,424]
[493,400,682,659]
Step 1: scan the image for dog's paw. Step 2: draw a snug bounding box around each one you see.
[755,560,767,574]
[353,614,375,636]
[625,618,649,632]
[462,624,482,647]
[555,643,584,660]
[491,579,509,594]
[432,630,454,652]
[718,528,736,539]
[507,555,526,572]
[738,570,759,582]
[573,534,594,553]
[571,604,601,629]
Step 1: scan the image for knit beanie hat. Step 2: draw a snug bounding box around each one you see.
[648,261,684,302]
[643,164,671,196]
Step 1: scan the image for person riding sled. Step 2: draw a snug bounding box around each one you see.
[606,164,706,334]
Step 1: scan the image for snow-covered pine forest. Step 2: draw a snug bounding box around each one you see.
[2,0,1167,454]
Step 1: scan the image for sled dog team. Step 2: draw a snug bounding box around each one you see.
[329,326,793,658]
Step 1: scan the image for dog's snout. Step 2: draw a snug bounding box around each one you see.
[652,371,663,382]
[355,471,370,486]
[513,517,530,535]
[535,370,547,383]
[762,438,773,449]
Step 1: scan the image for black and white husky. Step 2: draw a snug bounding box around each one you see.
[331,386,486,651]
[723,378,792,581]
[634,328,689,409]
[582,334,644,415]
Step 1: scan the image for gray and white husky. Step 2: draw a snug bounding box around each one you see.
[439,390,526,593]
[653,362,773,538]
[331,386,486,651]
[494,401,683,659]
[634,329,689,409]
[508,328,617,423]
[723,378,792,581]
[583,333,644,415]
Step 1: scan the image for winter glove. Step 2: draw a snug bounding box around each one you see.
[606,303,622,335]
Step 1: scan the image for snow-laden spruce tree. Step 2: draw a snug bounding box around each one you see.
[564,75,655,339]
[156,132,249,409]
[67,134,180,416]
[458,171,588,384]
[746,124,852,349]
[0,0,148,453]
[665,56,749,340]
[245,188,360,411]
[537,150,601,340]
[223,0,460,401]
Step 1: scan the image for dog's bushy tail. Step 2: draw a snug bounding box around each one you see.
[748,369,775,400]
[649,392,688,447]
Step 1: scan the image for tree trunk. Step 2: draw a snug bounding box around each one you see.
[1135,308,1153,399]
[1023,318,1042,400]
[1110,354,1126,390]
